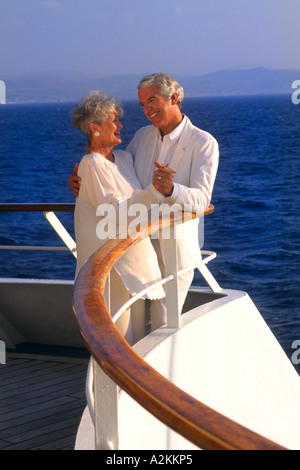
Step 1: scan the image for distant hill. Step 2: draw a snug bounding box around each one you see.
[180,67,300,98]
[2,67,299,104]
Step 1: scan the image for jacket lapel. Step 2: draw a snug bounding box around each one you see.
[135,126,158,188]
[168,117,194,174]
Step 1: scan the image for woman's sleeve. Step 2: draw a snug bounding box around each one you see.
[78,158,121,208]
[79,157,165,234]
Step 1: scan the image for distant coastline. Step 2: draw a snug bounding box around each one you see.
[2,67,299,104]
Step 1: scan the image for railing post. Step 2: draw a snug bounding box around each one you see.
[163,223,180,328]
[197,263,222,292]
[86,272,119,450]
[43,211,77,258]
[93,359,119,450]
[93,270,119,450]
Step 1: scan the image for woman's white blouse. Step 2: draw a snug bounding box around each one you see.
[74,150,165,299]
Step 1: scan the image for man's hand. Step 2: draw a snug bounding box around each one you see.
[152,161,175,197]
[69,164,81,197]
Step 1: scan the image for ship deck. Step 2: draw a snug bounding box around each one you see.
[0,348,89,450]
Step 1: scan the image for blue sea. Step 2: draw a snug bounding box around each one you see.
[0,95,299,374]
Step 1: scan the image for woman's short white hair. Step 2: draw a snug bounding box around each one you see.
[71,90,123,144]
[137,73,184,109]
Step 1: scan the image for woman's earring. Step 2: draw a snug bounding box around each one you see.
[94,131,100,137]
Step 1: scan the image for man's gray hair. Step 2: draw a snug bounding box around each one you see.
[137,73,184,109]
[71,90,123,144]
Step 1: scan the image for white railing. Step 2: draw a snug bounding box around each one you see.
[85,247,221,434]
[82,216,222,449]
[73,206,285,450]
[43,211,77,257]
[0,204,284,450]
[0,203,77,258]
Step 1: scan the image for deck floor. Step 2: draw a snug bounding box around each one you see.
[0,350,89,450]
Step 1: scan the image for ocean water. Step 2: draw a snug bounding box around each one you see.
[0,95,299,374]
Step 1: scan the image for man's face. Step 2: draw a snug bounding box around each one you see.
[138,85,177,135]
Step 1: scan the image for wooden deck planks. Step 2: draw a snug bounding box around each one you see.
[0,351,89,450]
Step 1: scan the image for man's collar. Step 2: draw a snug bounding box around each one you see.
[156,115,187,141]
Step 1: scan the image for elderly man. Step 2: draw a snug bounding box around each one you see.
[70,73,219,330]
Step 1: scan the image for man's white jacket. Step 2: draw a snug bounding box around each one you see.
[127,116,219,271]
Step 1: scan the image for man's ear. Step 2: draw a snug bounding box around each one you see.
[171,93,178,105]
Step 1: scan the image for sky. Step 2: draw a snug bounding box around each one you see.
[0,0,299,79]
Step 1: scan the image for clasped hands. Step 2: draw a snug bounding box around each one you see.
[68,161,175,198]
[152,161,175,197]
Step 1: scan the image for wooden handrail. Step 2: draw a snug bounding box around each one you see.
[0,203,75,212]
[73,205,286,450]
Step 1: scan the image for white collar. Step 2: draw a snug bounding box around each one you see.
[156,115,187,142]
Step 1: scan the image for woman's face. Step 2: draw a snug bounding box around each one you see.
[98,113,123,148]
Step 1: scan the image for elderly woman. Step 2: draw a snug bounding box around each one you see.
[71,91,167,344]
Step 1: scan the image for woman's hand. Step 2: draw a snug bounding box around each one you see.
[69,164,81,197]
[152,161,175,197]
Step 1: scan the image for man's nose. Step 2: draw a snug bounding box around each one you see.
[144,103,152,114]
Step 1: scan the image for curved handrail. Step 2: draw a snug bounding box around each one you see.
[73,205,286,450]
[0,203,75,212]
